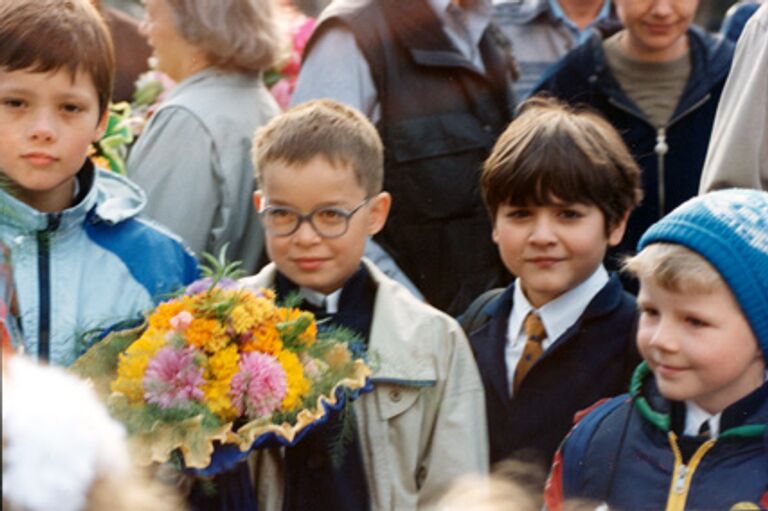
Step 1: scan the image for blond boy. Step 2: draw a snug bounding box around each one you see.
[546,189,768,510]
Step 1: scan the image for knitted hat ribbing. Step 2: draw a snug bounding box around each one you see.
[638,189,768,358]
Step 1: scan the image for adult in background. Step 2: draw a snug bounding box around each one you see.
[292,0,517,315]
[534,0,734,275]
[700,3,768,191]
[493,0,618,101]
[127,0,281,272]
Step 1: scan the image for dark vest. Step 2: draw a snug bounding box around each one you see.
[305,0,516,314]
[276,266,375,511]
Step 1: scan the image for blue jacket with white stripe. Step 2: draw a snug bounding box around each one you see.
[0,160,198,365]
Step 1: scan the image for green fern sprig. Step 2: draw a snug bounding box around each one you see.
[199,244,246,288]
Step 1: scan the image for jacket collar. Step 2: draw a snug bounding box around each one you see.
[576,26,734,118]
[631,362,768,438]
[474,272,625,403]
[0,161,145,234]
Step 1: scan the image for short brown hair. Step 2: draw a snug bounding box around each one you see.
[481,96,643,232]
[0,0,115,117]
[253,99,384,196]
[166,0,281,74]
[624,243,726,295]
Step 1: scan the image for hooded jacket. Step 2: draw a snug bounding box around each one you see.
[545,362,768,510]
[0,162,198,366]
[533,27,734,261]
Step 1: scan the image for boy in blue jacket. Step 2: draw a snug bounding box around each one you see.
[546,189,768,510]
[466,97,643,471]
[0,0,197,366]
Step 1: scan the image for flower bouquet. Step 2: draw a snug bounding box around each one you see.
[70,251,372,476]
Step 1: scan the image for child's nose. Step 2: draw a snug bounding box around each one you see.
[528,216,557,244]
[648,319,678,351]
[292,218,322,244]
[650,0,674,16]
[27,110,57,143]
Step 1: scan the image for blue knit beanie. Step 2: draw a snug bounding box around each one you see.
[638,189,768,359]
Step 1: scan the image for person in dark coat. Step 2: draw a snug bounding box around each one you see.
[291,0,518,314]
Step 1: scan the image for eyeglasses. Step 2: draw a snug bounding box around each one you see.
[259,198,371,238]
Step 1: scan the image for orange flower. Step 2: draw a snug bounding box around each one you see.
[185,317,229,353]
[147,300,186,332]
[242,323,283,355]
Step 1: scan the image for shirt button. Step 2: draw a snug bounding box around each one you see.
[389,389,402,402]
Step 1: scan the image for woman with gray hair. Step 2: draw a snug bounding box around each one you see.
[128,0,282,273]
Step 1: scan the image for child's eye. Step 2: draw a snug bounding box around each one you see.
[61,103,84,114]
[314,208,346,224]
[505,209,530,219]
[558,209,583,219]
[2,98,26,109]
[685,316,708,328]
[639,306,658,317]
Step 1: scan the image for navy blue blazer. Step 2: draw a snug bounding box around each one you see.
[468,274,640,467]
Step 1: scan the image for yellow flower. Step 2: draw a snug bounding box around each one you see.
[111,329,167,402]
[277,350,310,411]
[230,304,255,334]
[203,344,240,421]
[185,317,229,353]
[277,307,317,347]
[325,344,352,371]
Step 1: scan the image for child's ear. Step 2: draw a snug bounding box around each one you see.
[607,211,630,247]
[367,192,391,235]
[93,109,109,142]
[252,191,263,212]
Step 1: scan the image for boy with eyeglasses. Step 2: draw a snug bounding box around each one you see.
[240,99,488,511]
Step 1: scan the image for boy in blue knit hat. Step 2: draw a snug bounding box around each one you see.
[545,189,768,510]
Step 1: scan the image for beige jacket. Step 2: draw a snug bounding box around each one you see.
[700,3,768,192]
[239,259,489,510]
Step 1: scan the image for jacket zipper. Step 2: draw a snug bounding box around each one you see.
[36,213,61,361]
[655,128,669,218]
[664,432,716,511]
[608,94,711,218]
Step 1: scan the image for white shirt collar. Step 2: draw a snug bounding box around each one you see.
[428,0,493,65]
[509,264,609,348]
[683,371,768,438]
[683,401,721,438]
[299,287,342,314]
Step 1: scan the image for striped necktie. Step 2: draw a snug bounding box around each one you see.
[513,312,546,393]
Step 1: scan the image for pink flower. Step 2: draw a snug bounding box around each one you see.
[293,17,316,56]
[144,347,205,409]
[229,352,287,419]
[170,311,193,331]
[270,78,294,110]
